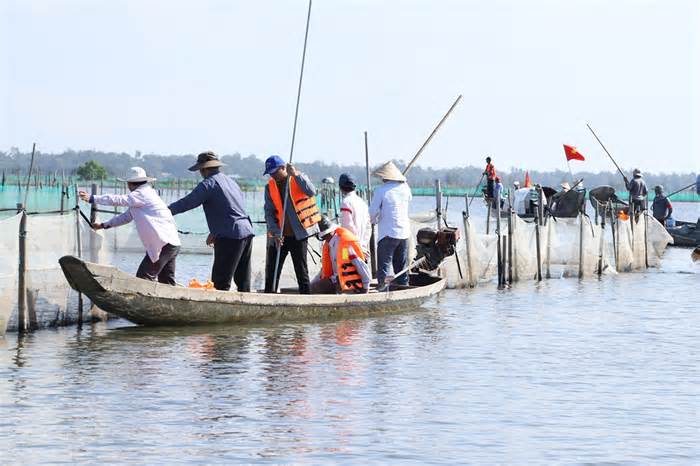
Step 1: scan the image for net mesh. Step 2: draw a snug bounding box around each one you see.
[0,214,21,335]
[0,204,675,332]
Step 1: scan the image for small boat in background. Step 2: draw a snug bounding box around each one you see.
[666,219,700,247]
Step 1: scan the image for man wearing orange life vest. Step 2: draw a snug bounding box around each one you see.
[310,216,371,294]
[484,156,496,200]
[263,155,320,294]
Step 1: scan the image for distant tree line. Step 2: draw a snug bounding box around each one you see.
[0,147,696,192]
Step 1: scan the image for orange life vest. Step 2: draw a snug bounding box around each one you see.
[321,227,366,292]
[485,163,497,180]
[268,177,321,231]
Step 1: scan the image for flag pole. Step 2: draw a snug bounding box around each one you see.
[566,158,575,183]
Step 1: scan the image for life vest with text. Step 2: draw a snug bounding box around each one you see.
[321,227,366,292]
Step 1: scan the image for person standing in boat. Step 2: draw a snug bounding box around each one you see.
[263,155,321,294]
[168,152,255,292]
[626,168,648,217]
[78,167,181,285]
[483,156,497,200]
[369,161,412,288]
[651,185,674,226]
[310,215,371,294]
[338,173,371,258]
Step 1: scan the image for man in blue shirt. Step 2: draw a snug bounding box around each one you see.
[169,151,255,292]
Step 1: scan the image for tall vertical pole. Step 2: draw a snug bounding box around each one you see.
[17,203,27,333]
[23,143,37,208]
[534,203,542,281]
[507,193,513,284]
[435,180,442,230]
[74,185,83,327]
[364,131,377,277]
[496,188,503,288]
[578,211,585,278]
[462,194,475,287]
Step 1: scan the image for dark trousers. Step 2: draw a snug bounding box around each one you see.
[136,243,180,285]
[376,237,409,286]
[486,179,495,199]
[265,236,310,294]
[212,236,253,292]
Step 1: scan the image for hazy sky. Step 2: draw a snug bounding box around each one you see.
[2,0,698,173]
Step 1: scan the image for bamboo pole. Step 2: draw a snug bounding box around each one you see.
[364,131,377,277]
[507,201,513,284]
[74,185,83,326]
[496,188,503,288]
[402,94,463,176]
[23,143,37,207]
[578,211,585,278]
[17,203,27,333]
[462,194,475,287]
[534,203,542,281]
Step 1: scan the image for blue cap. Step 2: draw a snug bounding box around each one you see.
[264,155,285,176]
[339,173,356,190]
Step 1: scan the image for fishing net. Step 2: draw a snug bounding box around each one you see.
[0,214,21,334]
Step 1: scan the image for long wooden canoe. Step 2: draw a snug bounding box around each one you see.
[58,255,446,326]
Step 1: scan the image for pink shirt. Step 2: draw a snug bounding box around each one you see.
[94,185,181,262]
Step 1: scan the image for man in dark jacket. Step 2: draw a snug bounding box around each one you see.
[263,155,320,294]
[625,168,648,216]
[169,151,255,292]
[651,185,673,225]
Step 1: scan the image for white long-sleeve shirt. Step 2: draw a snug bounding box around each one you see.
[93,185,181,262]
[369,181,412,241]
[340,191,371,255]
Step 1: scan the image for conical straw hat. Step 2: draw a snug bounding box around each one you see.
[372,161,406,182]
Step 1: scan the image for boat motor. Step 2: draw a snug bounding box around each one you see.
[414,227,460,271]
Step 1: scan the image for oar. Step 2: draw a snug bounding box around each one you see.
[586,123,629,184]
[402,94,463,176]
[271,0,313,293]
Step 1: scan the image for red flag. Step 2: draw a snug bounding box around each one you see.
[563,144,585,162]
[524,172,532,188]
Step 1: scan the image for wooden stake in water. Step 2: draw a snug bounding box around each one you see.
[462,194,475,287]
[496,188,503,288]
[364,131,377,277]
[578,210,585,279]
[74,185,83,326]
[23,143,37,207]
[16,203,27,333]
[534,203,542,281]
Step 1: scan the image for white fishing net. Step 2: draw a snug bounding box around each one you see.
[0,214,21,334]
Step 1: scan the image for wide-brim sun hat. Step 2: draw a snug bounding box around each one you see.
[633,168,643,177]
[372,161,406,182]
[188,151,225,172]
[117,166,156,183]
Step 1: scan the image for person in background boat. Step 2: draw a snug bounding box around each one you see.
[483,156,496,200]
[168,152,255,292]
[494,176,506,209]
[651,185,673,226]
[78,167,181,285]
[369,161,412,288]
[263,155,320,294]
[338,173,371,258]
[310,215,371,294]
[626,168,648,216]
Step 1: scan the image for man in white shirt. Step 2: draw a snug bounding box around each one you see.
[78,167,181,285]
[338,173,371,257]
[369,161,412,287]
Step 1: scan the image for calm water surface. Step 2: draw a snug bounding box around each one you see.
[1,200,699,464]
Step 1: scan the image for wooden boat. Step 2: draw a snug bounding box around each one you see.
[58,255,447,327]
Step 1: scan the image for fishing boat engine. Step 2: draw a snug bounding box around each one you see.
[414,227,460,271]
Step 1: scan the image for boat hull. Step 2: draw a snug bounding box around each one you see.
[58,255,446,326]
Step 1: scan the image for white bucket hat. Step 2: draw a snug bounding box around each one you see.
[118,166,156,183]
[560,181,571,191]
[372,161,406,182]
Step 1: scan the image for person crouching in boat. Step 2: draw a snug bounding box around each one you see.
[263,155,320,294]
[168,151,255,292]
[338,173,371,259]
[310,215,370,294]
[369,161,412,288]
[78,167,181,285]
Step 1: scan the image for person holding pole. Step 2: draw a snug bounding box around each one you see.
[168,151,255,292]
[369,161,412,289]
[263,155,320,294]
[78,167,181,285]
[338,173,371,259]
[626,168,648,217]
